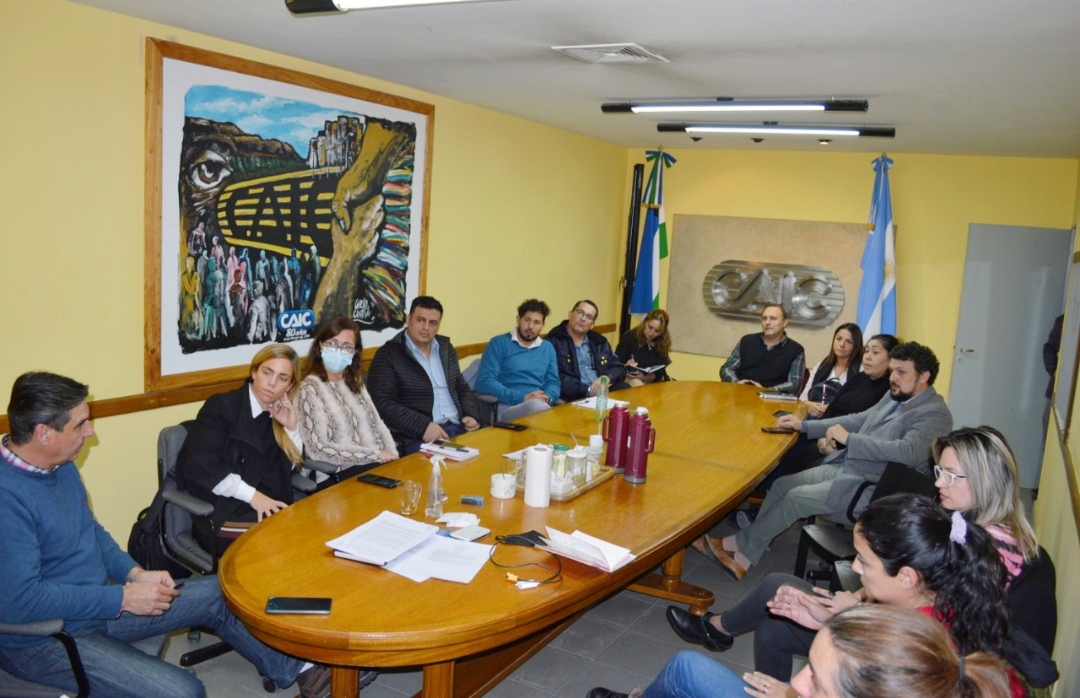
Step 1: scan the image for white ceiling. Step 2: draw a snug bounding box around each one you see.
[72,0,1080,157]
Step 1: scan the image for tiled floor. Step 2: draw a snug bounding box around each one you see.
[164,515,811,698]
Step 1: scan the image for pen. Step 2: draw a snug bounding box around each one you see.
[436,439,468,452]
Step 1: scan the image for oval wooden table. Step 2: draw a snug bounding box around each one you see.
[219,381,796,698]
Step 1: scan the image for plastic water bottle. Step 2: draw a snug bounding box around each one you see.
[595,375,610,421]
[425,456,444,519]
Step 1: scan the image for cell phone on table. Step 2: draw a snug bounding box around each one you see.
[772,410,792,418]
[494,421,527,431]
[357,473,401,488]
[761,426,795,434]
[265,597,332,615]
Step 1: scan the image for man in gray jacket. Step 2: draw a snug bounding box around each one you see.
[697,341,952,580]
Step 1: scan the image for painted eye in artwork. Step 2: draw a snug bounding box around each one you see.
[189,150,233,191]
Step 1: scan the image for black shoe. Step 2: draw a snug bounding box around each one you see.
[587,689,628,698]
[359,670,379,689]
[665,606,734,651]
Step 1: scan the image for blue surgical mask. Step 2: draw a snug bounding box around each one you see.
[321,348,352,374]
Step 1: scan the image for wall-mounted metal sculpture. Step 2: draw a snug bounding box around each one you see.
[702,260,844,327]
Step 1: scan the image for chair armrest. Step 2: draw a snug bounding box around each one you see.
[474,393,498,406]
[162,489,215,518]
[304,459,340,475]
[292,473,316,494]
[0,619,64,636]
[845,481,875,523]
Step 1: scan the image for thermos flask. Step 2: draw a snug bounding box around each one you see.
[602,404,630,473]
[624,407,655,484]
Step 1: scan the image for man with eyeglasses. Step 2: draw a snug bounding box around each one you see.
[475,298,561,421]
[368,296,482,454]
[719,303,805,395]
[546,300,629,402]
[683,341,952,586]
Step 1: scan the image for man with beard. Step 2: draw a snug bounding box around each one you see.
[693,342,952,580]
[475,298,560,421]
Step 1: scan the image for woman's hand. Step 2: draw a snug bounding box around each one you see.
[269,394,297,431]
[766,585,833,631]
[816,589,862,615]
[378,450,397,462]
[250,491,288,521]
[742,672,796,698]
[803,402,828,418]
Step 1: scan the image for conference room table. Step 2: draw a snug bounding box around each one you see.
[219,381,797,698]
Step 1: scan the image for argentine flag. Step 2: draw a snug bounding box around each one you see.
[856,155,897,336]
[630,150,675,314]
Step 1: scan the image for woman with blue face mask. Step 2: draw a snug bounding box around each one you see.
[297,317,397,489]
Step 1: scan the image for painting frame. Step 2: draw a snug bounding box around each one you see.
[144,38,433,392]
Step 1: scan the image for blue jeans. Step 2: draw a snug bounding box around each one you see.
[642,651,750,698]
[0,576,305,698]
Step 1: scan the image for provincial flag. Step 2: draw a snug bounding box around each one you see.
[630,150,676,313]
[856,155,897,336]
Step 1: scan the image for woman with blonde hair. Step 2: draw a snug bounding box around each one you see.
[298,316,397,488]
[615,309,673,385]
[176,343,304,553]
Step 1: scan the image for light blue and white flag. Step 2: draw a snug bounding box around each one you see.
[630,150,676,314]
[856,155,897,336]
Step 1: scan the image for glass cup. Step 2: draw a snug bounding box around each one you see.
[399,480,422,516]
[507,454,525,489]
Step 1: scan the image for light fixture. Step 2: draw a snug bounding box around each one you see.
[658,123,895,138]
[602,98,868,114]
[286,0,500,13]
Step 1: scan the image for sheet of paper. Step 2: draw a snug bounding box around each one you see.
[572,396,630,410]
[542,526,635,573]
[326,510,438,566]
[387,536,493,584]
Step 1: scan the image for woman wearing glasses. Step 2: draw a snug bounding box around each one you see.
[298,316,397,489]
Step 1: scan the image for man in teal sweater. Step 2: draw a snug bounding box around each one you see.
[0,372,328,698]
[475,298,561,421]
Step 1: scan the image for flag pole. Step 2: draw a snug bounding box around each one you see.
[619,163,645,337]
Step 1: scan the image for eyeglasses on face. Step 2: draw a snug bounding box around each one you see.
[933,464,967,486]
[323,340,357,355]
[573,309,596,322]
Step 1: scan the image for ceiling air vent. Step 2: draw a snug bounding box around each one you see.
[552,43,669,64]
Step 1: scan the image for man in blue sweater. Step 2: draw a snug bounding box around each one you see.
[0,372,328,698]
[475,298,561,421]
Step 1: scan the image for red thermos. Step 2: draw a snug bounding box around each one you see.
[602,404,630,473]
[624,407,655,484]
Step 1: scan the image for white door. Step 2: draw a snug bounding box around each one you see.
[948,224,1072,489]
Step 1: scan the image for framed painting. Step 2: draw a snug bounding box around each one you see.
[145,39,433,391]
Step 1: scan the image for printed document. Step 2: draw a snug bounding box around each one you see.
[541,527,636,573]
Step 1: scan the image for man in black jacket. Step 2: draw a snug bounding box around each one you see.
[546,300,628,402]
[368,296,481,454]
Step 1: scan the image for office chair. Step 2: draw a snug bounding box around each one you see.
[461,358,500,425]
[0,619,167,698]
[158,422,315,691]
[793,462,938,586]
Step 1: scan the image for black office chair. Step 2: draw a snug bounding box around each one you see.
[157,422,315,691]
[0,619,167,698]
[794,462,938,586]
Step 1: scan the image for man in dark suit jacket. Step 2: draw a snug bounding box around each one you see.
[368,296,481,454]
[699,341,952,580]
[545,300,628,401]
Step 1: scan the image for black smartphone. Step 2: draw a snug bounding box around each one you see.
[356,473,401,489]
[265,597,332,615]
[772,410,792,418]
[761,426,795,434]
[494,421,527,431]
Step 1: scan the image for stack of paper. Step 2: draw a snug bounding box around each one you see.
[326,511,491,583]
[541,527,636,573]
[573,396,630,410]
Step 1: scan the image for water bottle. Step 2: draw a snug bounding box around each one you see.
[425,456,444,519]
[595,375,610,421]
[624,407,655,484]
[602,404,630,473]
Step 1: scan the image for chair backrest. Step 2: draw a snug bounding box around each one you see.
[461,357,482,389]
[159,423,215,574]
[843,462,938,522]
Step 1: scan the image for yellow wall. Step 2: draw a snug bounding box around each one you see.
[0,0,627,536]
[1035,159,1080,697]
[647,151,1077,393]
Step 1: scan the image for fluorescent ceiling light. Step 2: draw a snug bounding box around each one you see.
[602,99,868,114]
[658,123,895,138]
[286,0,500,13]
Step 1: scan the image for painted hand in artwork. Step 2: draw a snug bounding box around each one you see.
[314,118,415,327]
